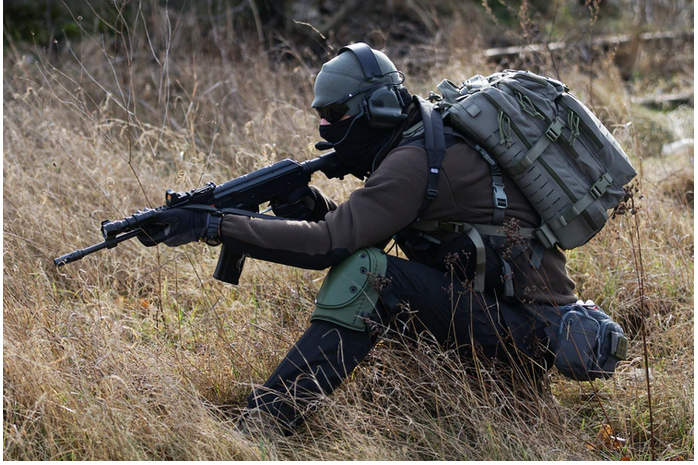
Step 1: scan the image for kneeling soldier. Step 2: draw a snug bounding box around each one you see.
[140,43,578,434]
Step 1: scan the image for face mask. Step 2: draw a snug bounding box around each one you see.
[319,115,396,179]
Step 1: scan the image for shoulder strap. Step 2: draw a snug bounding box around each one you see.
[455,134,508,226]
[414,96,446,222]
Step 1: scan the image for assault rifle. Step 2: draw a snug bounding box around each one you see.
[54,151,347,285]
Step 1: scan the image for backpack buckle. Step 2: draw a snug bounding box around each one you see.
[546,116,565,141]
[533,223,557,249]
[590,172,614,199]
[590,185,603,200]
[439,221,466,234]
[493,182,508,209]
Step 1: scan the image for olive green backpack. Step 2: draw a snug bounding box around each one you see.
[407,70,637,294]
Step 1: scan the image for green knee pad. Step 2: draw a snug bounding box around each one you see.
[311,248,388,332]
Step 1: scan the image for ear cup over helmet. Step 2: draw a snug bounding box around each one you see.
[338,43,406,130]
[361,85,406,130]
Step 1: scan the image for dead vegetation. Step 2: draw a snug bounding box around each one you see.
[3,0,693,460]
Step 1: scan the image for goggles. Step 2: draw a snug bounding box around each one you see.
[315,98,351,124]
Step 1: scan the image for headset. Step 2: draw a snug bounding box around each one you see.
[315,43,408,151]
[337,43,408,130]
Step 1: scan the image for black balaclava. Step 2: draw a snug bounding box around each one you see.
[318,114,397,180]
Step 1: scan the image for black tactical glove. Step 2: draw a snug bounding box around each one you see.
[137,207,220,247]
[271,185,337,221]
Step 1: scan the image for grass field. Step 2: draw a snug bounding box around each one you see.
[3,2,694,460]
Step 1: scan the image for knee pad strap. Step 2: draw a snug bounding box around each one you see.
[311,248,388,332]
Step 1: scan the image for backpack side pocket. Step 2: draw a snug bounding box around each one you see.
[555,308,600,380]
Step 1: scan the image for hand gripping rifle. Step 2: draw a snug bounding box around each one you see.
[54,151,347,285]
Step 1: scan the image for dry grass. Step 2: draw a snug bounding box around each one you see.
[3,4,693,461]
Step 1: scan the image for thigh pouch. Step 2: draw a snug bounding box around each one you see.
[311,248,388,332]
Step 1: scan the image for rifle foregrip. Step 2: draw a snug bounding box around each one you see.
[213,243,245,285]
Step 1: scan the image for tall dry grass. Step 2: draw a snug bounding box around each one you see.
[3,3,693,460]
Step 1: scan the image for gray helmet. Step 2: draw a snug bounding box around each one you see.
[312,44,403,117]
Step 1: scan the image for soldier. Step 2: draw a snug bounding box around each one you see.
[138,43,577,434]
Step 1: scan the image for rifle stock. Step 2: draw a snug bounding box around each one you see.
[54,151,346,284]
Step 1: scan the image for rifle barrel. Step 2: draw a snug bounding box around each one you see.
[54,230,142,267]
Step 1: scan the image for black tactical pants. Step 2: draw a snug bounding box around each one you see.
[245,255,547,431]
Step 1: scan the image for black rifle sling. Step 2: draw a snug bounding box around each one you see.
[414,96,446,222]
